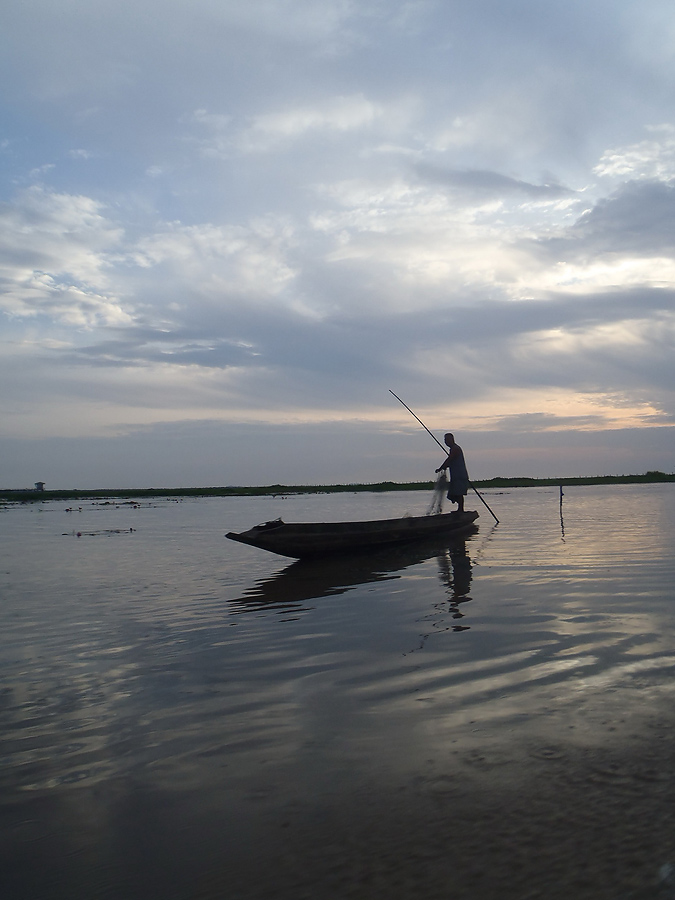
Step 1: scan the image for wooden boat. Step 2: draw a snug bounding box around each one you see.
[226,509,478,559]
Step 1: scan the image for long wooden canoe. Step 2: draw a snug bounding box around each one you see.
[226,509,478,559]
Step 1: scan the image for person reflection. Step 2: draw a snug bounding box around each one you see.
[436,540,473,631]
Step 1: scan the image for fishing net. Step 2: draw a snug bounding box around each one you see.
[427,469,448,515]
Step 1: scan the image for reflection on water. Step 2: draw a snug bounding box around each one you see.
[229,527,478,617]
[2,487,675,900]
[230,532,479,656]
[436,539,473,626]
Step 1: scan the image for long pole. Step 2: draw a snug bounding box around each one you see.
[389,389,500,524]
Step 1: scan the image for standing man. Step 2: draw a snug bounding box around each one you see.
[435,433,469,513]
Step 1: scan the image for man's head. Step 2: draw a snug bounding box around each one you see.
[444,433,454,447]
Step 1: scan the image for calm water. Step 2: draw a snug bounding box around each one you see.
[2,485,675,900]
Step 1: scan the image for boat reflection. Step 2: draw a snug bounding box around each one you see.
[228,525,478,617]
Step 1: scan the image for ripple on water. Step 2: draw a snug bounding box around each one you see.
[1,489,675,899]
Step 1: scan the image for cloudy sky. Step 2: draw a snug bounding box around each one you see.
[1,0,674,488]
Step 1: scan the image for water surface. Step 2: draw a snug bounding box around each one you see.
[1,485,675,899]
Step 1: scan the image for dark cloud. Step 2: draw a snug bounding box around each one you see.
[38,283,672,423]
[415,165,574,199]
[572,179,675,254]
[488,412,608,432]
[536,179,675,259]
[68,333,261,370]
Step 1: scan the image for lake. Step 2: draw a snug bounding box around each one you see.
[1,484,675,900]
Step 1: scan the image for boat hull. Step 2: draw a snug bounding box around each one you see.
[226,510,478,559]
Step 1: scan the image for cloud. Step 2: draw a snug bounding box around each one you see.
[245,94,384,143]
[414,165,574,200]
[194,93,398,158]
[129,219,302,326]
[68,149,94,160]
[570,179,675,256]
[0,186,130,326]
[525,177,675,300]
[594,125,675,181]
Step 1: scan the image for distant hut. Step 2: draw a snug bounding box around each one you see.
[35,482,45,492]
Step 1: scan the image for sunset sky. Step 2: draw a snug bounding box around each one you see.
[2,0,674,488]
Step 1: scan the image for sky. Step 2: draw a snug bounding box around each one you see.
[1,0,675,488]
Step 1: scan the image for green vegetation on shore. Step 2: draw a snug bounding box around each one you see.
[1,471,673,503]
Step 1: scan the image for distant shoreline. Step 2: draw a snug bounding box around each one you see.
[1,471,673,502]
